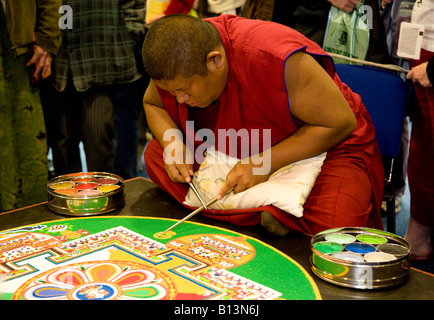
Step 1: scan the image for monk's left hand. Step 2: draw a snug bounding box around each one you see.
[216,158,270,200]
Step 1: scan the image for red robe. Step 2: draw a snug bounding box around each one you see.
[144,15,384,234]
[408,49,434,229]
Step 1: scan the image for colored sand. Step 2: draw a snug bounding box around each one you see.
[97,185,119,192]
[377,243,409,258]
[55,188,78,195]
[356,234,387,245]
[95,178,118,185]
[78,190,102,195]
[364,252,397,263]
[72,177,93,183]
[50,181,74,189]
[345,243,376,254]
[75,183,99,190]
[325,233,356,244]
[313,241,343,254]
[331,252,364,262]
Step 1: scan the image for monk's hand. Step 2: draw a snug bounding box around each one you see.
[216,157,270,200]
[163,140,194,183]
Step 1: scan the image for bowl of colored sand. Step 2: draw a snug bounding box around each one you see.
[47,172,124,216]
[310,227,410,289]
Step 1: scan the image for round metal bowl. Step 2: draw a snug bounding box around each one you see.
[310,227,410,289]
[47,172,125,216]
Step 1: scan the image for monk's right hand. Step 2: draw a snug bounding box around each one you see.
[165,162,194,183]
[163,140,194,183]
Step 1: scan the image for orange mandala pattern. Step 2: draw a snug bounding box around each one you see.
[14,260,176,300]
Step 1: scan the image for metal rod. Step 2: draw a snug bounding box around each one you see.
[155,197,218,238]
[189,182,207,209]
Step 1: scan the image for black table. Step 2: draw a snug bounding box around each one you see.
[1,177,433,300]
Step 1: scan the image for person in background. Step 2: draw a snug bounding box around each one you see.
[42,0,146,177]
[114,77,149,180]
[196,0,245,18]
[408,56,434,87]
[146,0,197,25]
[381,0,415,214]
[242,0,390,63]
[404,0,434,261]
[206,0,246,16]
[0,0,61,211]
[113,1,148,179]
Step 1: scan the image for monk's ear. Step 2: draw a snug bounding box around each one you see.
[206,50,224,71]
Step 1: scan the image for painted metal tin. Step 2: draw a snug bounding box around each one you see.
[310,227,410,289]
[47,172,125,216]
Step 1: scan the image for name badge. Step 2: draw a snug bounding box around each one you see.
[396,22,425,60]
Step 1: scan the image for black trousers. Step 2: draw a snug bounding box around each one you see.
[41,81,114,175]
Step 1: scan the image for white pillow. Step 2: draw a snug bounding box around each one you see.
[184,148,326,218]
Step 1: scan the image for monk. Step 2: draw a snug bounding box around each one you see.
[142,14,384,236]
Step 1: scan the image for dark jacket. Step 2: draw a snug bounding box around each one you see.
[52,0,146,92]
[427,57,434,85]
[3,0,62,56]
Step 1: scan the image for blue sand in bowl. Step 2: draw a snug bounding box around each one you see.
[345,242,376,254]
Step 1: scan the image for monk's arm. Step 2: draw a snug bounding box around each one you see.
[143,80,193,183]
[266,51,357,173]
[217,51,356,198]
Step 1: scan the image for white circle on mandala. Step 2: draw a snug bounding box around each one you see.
[69,282,121,300]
